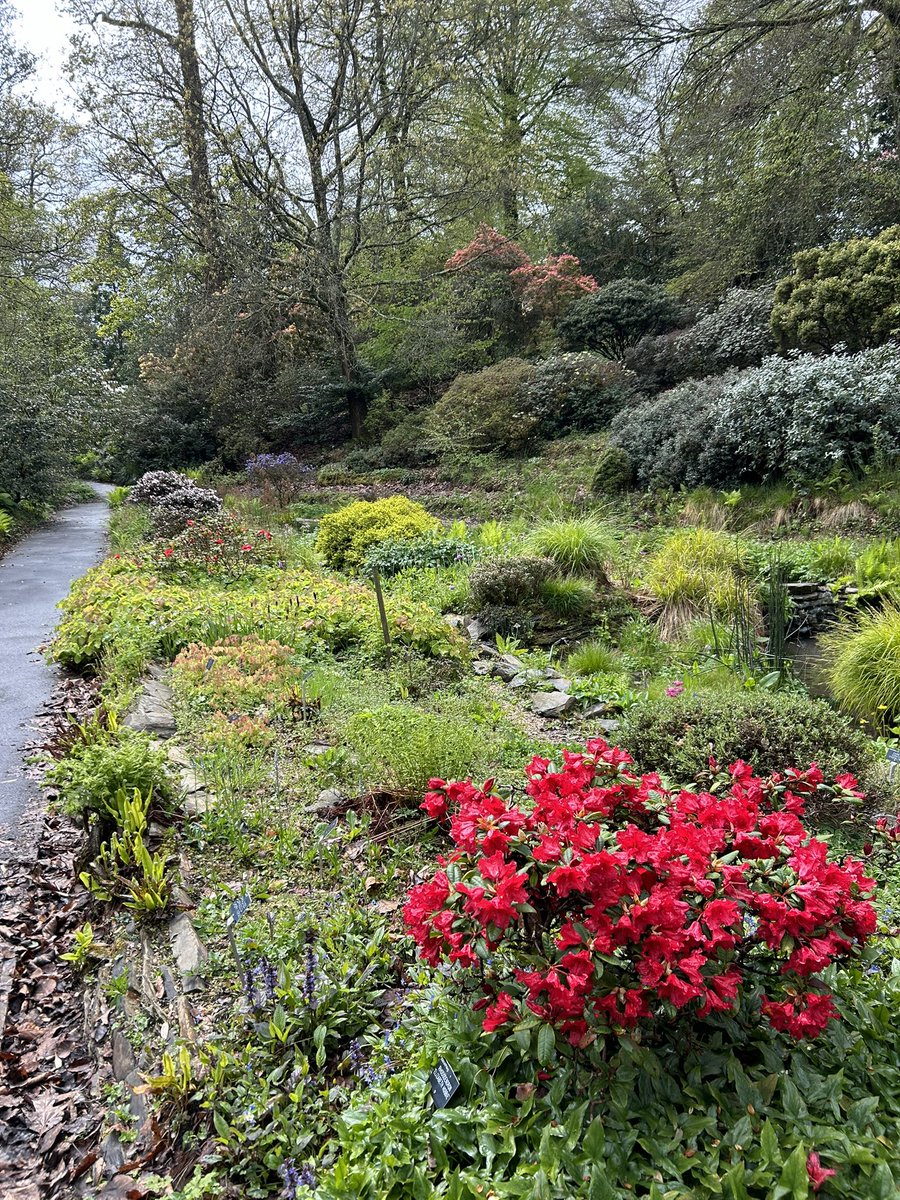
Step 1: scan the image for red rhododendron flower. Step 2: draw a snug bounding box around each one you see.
[403,740,875,1049]
[806,1152,836,1192]
[482,991,516,1032]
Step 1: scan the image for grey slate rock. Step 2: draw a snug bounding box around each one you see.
[531,691,576,718]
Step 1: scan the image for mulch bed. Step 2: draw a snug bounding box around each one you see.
[0,676,113,1198]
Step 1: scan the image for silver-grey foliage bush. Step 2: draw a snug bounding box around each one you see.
[610,345,900,487]
[150,485,223,537]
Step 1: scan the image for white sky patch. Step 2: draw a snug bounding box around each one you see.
[12,0,77,108]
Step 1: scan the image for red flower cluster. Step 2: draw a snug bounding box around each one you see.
[405,741,876,1046]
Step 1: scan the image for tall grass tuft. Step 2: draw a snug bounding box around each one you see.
[642,528,750,640]
[824,604,900,727]
[566,639,621,678]
[526,517,616,578]
[538,577,596,620]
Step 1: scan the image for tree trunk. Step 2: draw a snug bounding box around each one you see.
[173,0,226,288]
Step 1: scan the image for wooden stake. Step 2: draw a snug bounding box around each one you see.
[372,565,392,665]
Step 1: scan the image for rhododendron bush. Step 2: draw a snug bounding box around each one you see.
[405,739,876,1047]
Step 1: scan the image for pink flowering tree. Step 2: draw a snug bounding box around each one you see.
[509,253,597,322]
[405,739,876,1048]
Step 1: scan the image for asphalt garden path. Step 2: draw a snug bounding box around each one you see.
[0,484,113,858]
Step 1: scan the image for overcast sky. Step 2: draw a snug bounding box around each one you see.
[13,0,76,106]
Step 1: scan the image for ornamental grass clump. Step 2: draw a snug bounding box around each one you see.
[824,604,900,729]
[642,527,748,639]
[406,740,876,1046]
[526,517,617,580]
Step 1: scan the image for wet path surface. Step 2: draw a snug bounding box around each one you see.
[0,485,112,855]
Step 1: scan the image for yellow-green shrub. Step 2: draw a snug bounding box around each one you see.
[315,496,440,571]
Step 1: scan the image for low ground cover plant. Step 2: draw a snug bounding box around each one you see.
[53,558,465,678]
[171,635,308,715]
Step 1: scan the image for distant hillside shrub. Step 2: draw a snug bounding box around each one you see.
[625,288,775,392]
[427,358,537,455]
[316,496,439,571]
[772,225,900,351]
[557,279,682,358]
[609,375,729,489]
[522,352,639,434]
[591,445,633,494]
[610,345,900,487]
[380,411,435,466]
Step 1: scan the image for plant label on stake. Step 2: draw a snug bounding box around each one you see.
[429,1058,461,1109]
[886,747,900,782]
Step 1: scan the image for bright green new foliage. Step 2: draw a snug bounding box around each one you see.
[316,496,440,571]
[526,517,616,577]
[825,604,900,727]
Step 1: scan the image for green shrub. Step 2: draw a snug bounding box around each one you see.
[619,690,889,816]
[608,374,730,489]
[591,445,633,495]
[469,555,553,608]
[565,638,622,677]
[824,604,900,727]
[772,225,900,351]
[426,358,537,455]
[343,702,500,794]
[557,278,682,357]
[379,411,436,466]
[364,532,477,577]
[315,496,440,571]
[526,517,616,578]
[538,576,596,619]
[522,352,638,435]
[317,463,352,486]
[46,717,174,820]
[319,958,900,1198]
